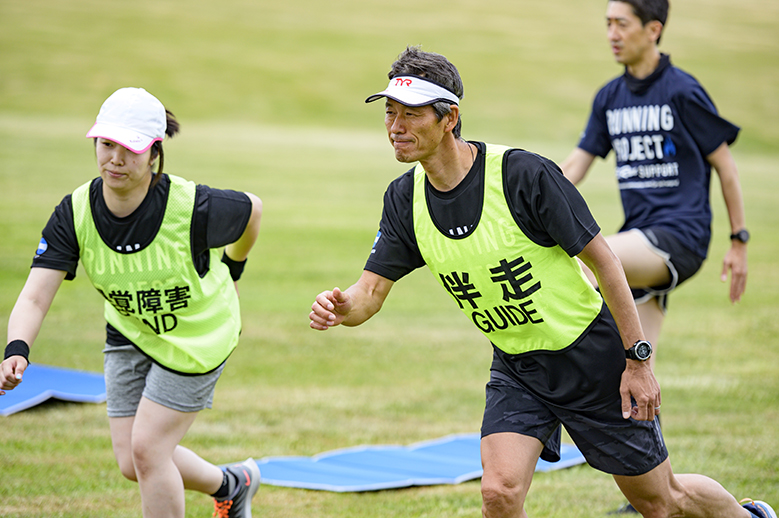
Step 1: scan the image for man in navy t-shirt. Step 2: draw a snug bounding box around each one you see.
[561,0,749,371]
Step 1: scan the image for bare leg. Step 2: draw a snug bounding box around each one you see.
[110,416,141,481]
[604,231,671,288]
[129,397,223,518]
[579,230,671,289]
[109,414,224,494]
[614,458,752,518]
[481,432,545,518]
[172,445,224,494]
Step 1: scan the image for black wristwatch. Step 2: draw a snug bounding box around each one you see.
[730,229,750,243]
[626,340,652,361]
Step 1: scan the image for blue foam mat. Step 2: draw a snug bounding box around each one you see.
[1,369,586,492]
[256,433,586,492]
[0,364,106,416]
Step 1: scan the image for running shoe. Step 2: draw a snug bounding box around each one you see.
[213,458,261,518]
[741,499,777,518]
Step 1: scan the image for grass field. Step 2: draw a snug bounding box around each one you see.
[1,0,777,516]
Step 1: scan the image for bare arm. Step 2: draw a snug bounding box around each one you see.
[309,270,395,330]
[577,234,660,421]
[559,148,597,185]
[578,234,643,347]
[2,268,67,392]
[708,143,748,303]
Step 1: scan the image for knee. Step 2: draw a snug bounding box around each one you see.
[481,478,525,517]
[115,453,138,482]
[130,438,156,478]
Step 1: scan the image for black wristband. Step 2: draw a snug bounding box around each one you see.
[4,340,30,363]
[221,251,247,281]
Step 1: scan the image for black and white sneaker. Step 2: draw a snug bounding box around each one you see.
[213,458,261,518]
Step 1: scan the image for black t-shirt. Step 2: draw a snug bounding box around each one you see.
[364,141,624,410]
[365,141,601,281]
[32,173,252,345]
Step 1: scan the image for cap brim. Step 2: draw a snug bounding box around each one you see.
[365,92,454,107]
[86,122,160,154]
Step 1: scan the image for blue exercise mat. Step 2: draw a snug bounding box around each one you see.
[256,433,586,492]
[0,364,106,416]
[1,369,587,492]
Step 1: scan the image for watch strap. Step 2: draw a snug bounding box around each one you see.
[730,229,749,243]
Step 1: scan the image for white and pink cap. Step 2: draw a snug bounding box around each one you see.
[365,75,460,107]
[86,87,167,154]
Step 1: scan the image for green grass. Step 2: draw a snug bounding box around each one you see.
[1,0,778,516]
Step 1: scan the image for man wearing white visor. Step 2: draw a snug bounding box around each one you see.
[309,45,769,518]
[365,75,461,107]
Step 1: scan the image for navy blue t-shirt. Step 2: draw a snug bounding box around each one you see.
[577,54,740,258]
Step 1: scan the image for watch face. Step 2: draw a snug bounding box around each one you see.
[636,342,651,360]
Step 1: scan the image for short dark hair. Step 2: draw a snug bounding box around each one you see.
[387,46,464,138]
[612,0,669,44]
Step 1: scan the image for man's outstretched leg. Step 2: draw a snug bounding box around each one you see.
[613,458,768,518]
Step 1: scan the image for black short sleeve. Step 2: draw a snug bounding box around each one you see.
[192,185,252,255]
[31,194,79,279]
[364,170,426,281]
[503,150,600,257]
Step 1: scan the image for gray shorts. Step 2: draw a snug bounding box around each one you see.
[103,343,225,418]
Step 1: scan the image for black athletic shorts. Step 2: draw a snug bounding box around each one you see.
[481,308,668,477]
[481,370,667,476]
[630,227,705,312]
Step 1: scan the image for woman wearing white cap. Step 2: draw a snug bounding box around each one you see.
[0,87,263,518]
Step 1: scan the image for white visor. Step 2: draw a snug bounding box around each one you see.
[365,76,460,107]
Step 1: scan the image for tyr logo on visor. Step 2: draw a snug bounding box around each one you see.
[365,76,460,107]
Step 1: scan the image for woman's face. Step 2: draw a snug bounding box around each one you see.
[95,138,154,194]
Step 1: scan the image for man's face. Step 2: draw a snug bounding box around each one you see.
[606,1,659,67]
[384,99,450,164]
